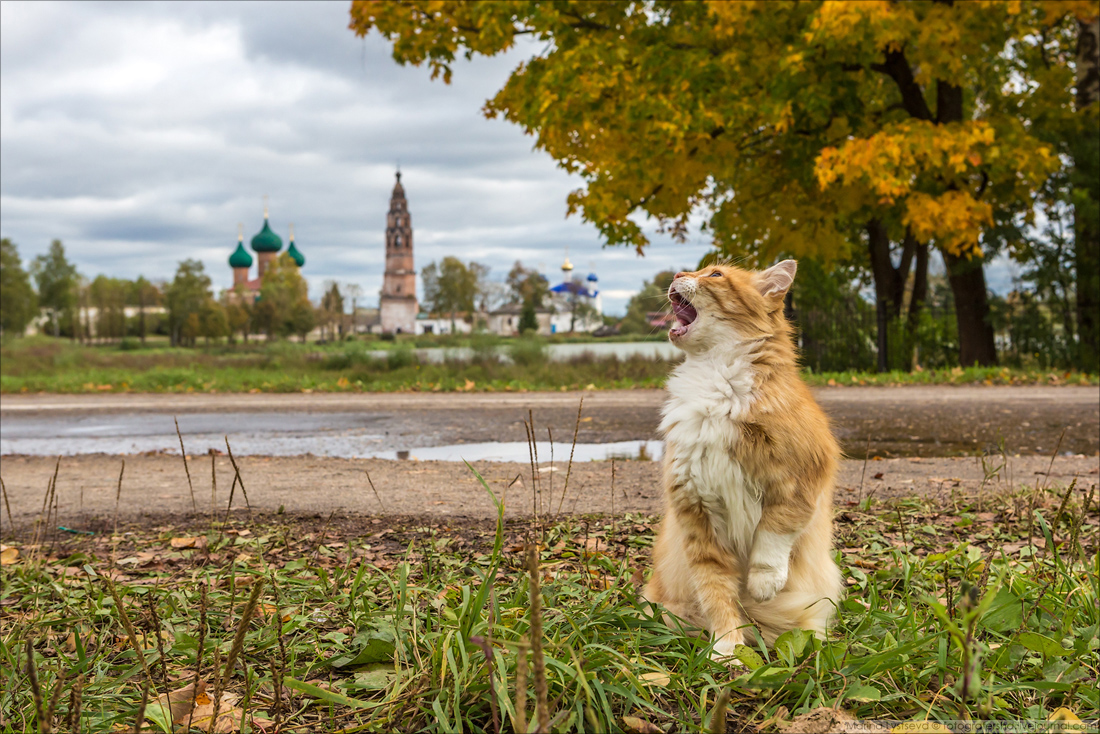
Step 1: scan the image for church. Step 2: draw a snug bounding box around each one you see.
[227,203,305,299]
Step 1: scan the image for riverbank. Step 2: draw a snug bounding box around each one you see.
[2,337,1095,394]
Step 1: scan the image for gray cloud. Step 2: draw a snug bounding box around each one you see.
[0,1,715,313]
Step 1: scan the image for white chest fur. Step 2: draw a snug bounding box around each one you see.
[660,349,761,555]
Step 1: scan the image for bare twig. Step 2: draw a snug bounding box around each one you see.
[558,396,584,515]
[174,417,197,512]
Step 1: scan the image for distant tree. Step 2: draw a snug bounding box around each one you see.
[222,288,253,344]
[518,299,539,334]
[130,277,160,345]
[198,299,229,344]
[289,300,316,342]
[421,257,487,331]
[620,270,676,335]
[164,259,213,347]
[89,275,129,343]
[0,239,38,337]
[31,239,78,339]
[344,282,363,336]
[258,253,312,340]
[320,281,345,340]
[506,262,549,309]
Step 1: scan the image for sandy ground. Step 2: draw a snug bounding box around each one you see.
[2,385,1098,457]
[2,452,1096,532]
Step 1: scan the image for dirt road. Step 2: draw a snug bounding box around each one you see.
[2,385,1098,457]
[2,452,1095,531]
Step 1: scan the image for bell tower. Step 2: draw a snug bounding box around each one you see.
[380,171,418,334]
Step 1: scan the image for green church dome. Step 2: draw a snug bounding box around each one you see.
[287,241,305,267]
[251,217,283,253]
[229,242,253,269]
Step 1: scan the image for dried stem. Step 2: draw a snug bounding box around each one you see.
[221,579,266,689]
[187,583,208,734]
[525,544,549,733]
[708,687,731,734]
[558,396,584,514]
[104,576,152,680]
[364,470,386,513]
[174,417,197,512]
[113,459,125,538]
[2,475,17,542]
[224,436,252,515]
[132,680,149,734]
[146,593,170,697]
[25,638,45,734]
[514,638,528,734]
[211,453,218,527]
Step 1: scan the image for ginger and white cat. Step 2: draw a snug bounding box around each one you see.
[644,260,843,660]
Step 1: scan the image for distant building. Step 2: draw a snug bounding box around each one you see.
[228,204,304,300]
[380,172,418,334]
[547,256,602,333]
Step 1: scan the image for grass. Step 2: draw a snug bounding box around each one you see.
[1,337,1096,394]
[1,464,1096,732]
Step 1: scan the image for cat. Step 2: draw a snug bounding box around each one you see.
[644,260,843,661]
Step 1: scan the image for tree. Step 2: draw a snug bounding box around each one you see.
[0,239,38,337]
[344,283,363,336]
[198,300,228,345]
[1074,16,1099,370]
[620,270,676,335]
[258,253,313,340]
[130,277,160,345]
[505,261,549,308]
[320,281,345,340]
[352,0,1093,367]
[89,275,129,343]
[164,259,213,347]
[30,239,78,339]
[222,288,253,344]
[421,257,487,331]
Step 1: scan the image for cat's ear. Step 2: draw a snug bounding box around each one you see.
[756,260,797,300]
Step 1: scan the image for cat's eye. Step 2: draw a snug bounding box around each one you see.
[709,271,723,277]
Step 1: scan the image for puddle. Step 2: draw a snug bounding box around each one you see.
[389,440,662,463]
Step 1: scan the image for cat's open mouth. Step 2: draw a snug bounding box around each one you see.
[669,291,698,339]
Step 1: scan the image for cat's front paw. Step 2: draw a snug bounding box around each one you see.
[747,564,788,601]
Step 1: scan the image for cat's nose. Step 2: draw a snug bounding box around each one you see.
[674,272,687,279]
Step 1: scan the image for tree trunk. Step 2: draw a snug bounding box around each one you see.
[1075,16,1100,371]
[943,250,997,366]
[937,79,997,366]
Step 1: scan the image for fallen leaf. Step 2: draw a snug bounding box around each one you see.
[622,715,663,733]
[170,537,205,549]
[873,472,884,480]
[0,545,19,565]
[638,672,670,686]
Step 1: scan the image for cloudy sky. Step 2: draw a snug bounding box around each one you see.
[0,0,721,315]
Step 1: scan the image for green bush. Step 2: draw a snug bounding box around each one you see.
[118,337,141,351]
[386,345,418,370]
[508,335,548,367]
[469,332,501,364]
